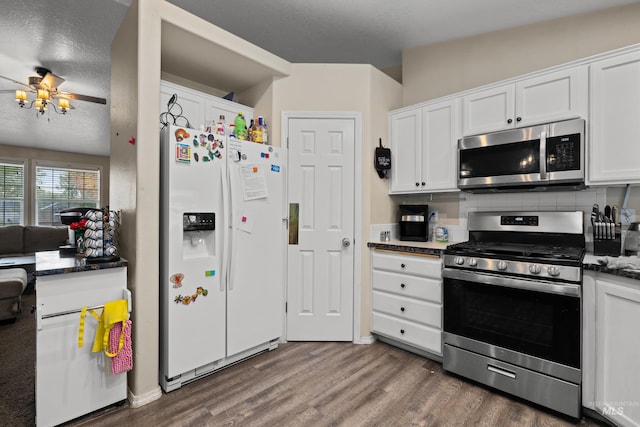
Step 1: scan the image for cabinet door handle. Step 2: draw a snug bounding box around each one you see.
[507,118,513,124]
[400,307,405,312]
[400,329,405,334]
[400,263,406,269]
[516,116,522,122]
[400,283,406,288]
[421,182,426,186]
[415,182,420,187]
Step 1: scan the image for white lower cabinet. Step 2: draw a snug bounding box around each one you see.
[371,250,442,357]
[583,271,640,427]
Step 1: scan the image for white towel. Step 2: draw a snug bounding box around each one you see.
[597,255,640,271]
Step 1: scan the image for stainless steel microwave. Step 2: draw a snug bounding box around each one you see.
[457,118,585,192]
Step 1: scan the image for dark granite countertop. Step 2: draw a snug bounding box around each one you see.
[583,254,640,281]
[367,240,451,257]
[35,250,128,276]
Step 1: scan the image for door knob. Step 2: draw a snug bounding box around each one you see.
[342,238,351,247]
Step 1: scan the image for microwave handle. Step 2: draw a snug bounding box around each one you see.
[539,130,547,180]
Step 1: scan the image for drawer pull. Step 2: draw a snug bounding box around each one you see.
[401,263,406,269]
[400,307,405,312]
[400,329,405,334]
[487,364,516,379]
[400,283,406,288]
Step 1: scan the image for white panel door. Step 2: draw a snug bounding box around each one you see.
[287,117,355,341]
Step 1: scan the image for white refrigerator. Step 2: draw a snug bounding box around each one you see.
[160,125,285,391]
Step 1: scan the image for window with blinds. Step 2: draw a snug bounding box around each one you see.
[35,165,100,226]
[0,161,25,226]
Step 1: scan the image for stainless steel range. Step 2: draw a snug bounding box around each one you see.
[442,211,585,418]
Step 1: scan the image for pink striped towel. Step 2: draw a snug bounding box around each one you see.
[109,319,133,374]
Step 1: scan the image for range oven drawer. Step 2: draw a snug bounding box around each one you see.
[373,291,441,328]
[443,344,580,418]
[372,312,441,355]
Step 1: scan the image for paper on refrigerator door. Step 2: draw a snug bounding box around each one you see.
[239,164,268,200]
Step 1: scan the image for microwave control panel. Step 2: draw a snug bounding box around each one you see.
[546,133,580,172]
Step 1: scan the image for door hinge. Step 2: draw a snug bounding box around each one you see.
[286,137,289,149]
[285,302,287,313]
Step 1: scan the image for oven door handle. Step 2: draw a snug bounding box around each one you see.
[442,268,581,297]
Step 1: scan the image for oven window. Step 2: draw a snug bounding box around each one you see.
[459,140,540,179]
[444,278,580,368]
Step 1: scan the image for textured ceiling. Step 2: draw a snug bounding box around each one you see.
[0,0,638,156]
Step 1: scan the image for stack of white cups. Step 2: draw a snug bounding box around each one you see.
[82,209,119,259]
[83,210,104,258]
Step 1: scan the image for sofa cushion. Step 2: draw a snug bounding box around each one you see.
[0,225,24,256]
[23,226,68,253]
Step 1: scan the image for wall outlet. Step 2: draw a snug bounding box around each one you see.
[622,208,636,225]
[431,210,438,222]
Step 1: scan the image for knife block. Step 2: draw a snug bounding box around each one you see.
[593,229,622,256]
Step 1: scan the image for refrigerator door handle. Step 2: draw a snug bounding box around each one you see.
[220,163,230,292]
[226,160,235,291]
[36,304,43,331]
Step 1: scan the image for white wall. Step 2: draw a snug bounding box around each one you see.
[402,2,640,105]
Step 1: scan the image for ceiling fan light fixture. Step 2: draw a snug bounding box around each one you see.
[37,88,50,101]
[35,98,48,113]
[15,90,28,106]
[58,98,70,113]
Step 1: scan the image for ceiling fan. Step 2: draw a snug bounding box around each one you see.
[0,66,106,114]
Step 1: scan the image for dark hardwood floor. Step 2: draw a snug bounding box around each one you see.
[68,341,605,427]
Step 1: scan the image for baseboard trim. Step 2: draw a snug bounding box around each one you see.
[128,385,162,408]
[354,335,376,345]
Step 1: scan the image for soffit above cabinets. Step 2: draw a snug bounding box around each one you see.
[160,4,292,95]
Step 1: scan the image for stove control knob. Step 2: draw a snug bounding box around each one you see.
[497,261,508,271]
[468,258,478,267]
[454,256,465,265]
[529,264,542,274]
[547,266,560,277]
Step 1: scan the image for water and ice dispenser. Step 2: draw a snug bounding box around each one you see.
[182,212,216,258]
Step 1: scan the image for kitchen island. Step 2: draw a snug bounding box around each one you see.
[35,251,129,427]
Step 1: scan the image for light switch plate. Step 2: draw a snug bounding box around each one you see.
[622,208,636,225]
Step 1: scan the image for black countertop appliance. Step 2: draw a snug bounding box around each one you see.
[399,204,428,242]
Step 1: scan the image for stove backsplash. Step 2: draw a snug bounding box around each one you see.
[385,188,609,250]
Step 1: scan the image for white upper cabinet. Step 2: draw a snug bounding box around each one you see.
[389,107,422,193]
[462,84,514,136]
[421,99,460,192]
[160,80,253,131]
[462,66,587,136]
[389,99,460,194]
[588,50,640,185]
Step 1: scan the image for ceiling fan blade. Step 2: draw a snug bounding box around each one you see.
[59,92,107,105]
[0,74,32,89]
[40,72,65,90]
